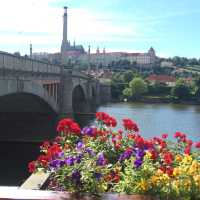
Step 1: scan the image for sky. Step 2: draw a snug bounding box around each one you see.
[0,0,200,58]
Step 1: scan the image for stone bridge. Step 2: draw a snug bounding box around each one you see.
[0,51,111,141]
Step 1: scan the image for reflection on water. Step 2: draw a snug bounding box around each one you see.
[97,102,200,142]
[1,102,200,186]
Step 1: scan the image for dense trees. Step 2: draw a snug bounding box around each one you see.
[122,77,148,100]
[168,56,200,67]
[111,70,137,99]
[170,79,192,100]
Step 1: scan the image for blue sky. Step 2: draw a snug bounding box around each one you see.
[0,0,200,58]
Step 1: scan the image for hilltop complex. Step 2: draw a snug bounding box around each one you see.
[32,7,158,68]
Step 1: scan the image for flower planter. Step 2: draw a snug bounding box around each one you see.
[21,173,158,200]
[27,112,200,200]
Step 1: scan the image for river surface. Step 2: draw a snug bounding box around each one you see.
[1,102,200,186]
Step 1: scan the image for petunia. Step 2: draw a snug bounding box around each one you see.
[93,172,102,181]
[65,157,74,166]
[96,152,107,166]
[76,141,84,150]
[71,170,81,185]
[134,159,143,168]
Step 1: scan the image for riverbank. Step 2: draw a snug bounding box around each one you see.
[113,96,200,105]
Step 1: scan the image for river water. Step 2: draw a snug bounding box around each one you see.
[1,102,200,186]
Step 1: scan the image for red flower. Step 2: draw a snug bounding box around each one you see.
[96,112,109,121]
[40,141,50,150]
[56,118,74,133]
[149,149,158,160]
[162,134,168,139]
[174,132,186,141]
[166,167,174,176]
[70,122,81,134]
[47,143,62,158]
[37,155,50,167]
[28,161,36,173]
[123,118,139,132]
[135,135,145,148]
[184,145,191,155]
[186,139,193,146]
[114,143,121,150]
[163,152,174,165]
[104,116,117,127]
[195,142,200,148]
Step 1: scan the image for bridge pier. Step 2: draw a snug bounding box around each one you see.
[59,72,73,118]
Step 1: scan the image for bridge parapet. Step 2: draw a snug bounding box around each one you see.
[0,51,62,75]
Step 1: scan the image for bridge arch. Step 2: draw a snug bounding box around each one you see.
[0,79,59,141]
[72,84,87,113]
[0,79,59,113]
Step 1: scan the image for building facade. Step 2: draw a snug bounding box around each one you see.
[31,6,157,68]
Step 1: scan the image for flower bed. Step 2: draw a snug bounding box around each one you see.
[28,112,200,200]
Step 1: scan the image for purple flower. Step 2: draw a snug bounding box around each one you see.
[134,159,143,168]
[65,157,74,166]
[96,153,107,166]
[71,170,81,185]
[119,149,133,162]
[85,148,95,157]
[57,151,64,158]
[81,127,94,136]
[50,159,61,169]
[76,141,84,150]
[93,172,102,181]
[135,149,145,160]
[75,153,84,163]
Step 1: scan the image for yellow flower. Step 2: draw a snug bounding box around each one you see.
[160,173,170,183]
[150,175,159,185]
[136,179,148,192]
[188,160,199,175]
[182,179,192,191]
[173,167,181,177]
[181,155,193,165]
[172,180,180,194]
[156,169,164,175]
[145,151,152,159]
[175,154,182,162]
[194,175,200,187]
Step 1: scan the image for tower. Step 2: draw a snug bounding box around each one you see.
[61,6,69,53]
[96,47,100,54]
[88,45,91,55]
[30,44,32,58]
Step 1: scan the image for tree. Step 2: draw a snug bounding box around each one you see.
[122,87,132,98]
[171,79,191,100]
[129,77,148,99]
[123,70,136,83]
[111,72,127,99]
[194,77,200,97]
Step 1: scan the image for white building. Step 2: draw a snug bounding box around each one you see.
[79,47,157,68]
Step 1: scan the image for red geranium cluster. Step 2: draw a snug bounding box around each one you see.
[122,118,139,132]
[96,112,117,127]
[28,142,62,173]
[56,118,80,135]
[174,131,195,154]
[112,131,123,150]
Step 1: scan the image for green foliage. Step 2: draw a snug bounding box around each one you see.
[122,88,133,98]
[129,77,148,99]
[171,79,192,100]
[122,70,136,83]
[111,72,127,99]
[148,82,171,95]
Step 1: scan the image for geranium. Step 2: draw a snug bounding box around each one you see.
[122,118,139,132]
[28,112,200,199]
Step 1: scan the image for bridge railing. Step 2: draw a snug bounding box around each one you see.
[0,51,61,74]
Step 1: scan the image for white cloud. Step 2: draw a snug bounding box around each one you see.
[0,0,147,54]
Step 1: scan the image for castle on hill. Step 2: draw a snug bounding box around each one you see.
[32,6,157,68]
